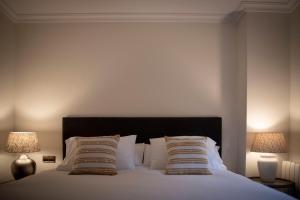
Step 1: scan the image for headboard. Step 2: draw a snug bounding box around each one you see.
[62,117,222,158]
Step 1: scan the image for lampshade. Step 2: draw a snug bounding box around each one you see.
[251,132,287,153]
[6,132,40,153]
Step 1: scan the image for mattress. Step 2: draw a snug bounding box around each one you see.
[0,167,295,200]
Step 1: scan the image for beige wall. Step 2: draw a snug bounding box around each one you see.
[0,12,15,182]
[11,22,241,173]
[245,13,290,177]
[290,6,300,162]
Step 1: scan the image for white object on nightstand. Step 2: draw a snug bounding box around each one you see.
[257,156,278,182]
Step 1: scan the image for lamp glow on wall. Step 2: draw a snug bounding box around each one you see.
[6,132,40,180]
[250,132,287,182]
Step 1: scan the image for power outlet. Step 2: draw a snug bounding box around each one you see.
[43,155,56,163]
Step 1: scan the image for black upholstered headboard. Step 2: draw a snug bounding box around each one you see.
[62,117,222,158]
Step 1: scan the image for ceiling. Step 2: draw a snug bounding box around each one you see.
[0,0,299,23]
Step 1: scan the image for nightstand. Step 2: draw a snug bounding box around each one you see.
[249,177,296,197]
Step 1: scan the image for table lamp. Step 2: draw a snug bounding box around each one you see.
[6,132,40,180]
[250,132,287,182]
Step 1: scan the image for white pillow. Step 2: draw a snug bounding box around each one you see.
[149,136,225,170]
[209,146,227,170]
[116,135,137,170]
[57,135,137,171]
[135,143,144,166]
[56,137,78,171]
[149,138,167,169]
[143,144,151,167]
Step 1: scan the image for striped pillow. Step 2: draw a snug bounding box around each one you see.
[69,135,120,175]
[165,137,212,175]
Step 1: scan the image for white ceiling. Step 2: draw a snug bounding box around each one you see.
[0,0,299,23]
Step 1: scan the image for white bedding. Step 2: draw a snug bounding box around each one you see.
[0,167,295,200]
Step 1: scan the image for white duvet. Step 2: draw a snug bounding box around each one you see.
[0,167,295,200]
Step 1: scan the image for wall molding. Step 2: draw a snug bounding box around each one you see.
[0,0,299,23]
[11,12,228,23]
[238,0,300,13]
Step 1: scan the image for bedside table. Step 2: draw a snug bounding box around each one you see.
[249,177,296,197]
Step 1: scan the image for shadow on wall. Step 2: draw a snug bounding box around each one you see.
[0,108,13,147]
[0,108,14,182]
[289,114,300,162]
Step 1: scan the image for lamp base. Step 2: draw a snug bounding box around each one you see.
[257,156,278,182]
[11,154,36,180]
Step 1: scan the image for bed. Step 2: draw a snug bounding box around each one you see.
[0,117,296,200]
